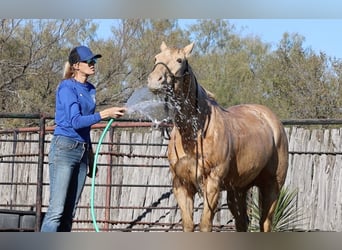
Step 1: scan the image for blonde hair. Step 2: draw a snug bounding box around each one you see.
[63,61,75,79]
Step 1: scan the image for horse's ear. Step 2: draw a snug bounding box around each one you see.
[183,42,194,57]
[160,41,168,51]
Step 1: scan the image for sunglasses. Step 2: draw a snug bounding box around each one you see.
[82,58,97,65]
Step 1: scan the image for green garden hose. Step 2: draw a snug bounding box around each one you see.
[90,118,114,232]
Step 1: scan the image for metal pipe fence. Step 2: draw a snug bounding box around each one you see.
[1,113,342,231]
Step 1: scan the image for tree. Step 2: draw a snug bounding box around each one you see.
[261,33,341,119]
[2,19,342,128]
[0,19,97,126]
[186,20,270,108]
[90,19,190,109]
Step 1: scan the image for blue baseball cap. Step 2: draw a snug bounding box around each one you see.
[69,45,102,64]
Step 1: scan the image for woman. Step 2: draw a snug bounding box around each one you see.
[41,45,126,232]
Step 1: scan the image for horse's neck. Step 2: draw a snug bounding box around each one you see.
[173,72,211,139]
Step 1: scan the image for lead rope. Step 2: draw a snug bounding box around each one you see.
[90,118,114,232]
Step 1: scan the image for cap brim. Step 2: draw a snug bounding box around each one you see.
[83,54,102,62]
[93,54,102,59]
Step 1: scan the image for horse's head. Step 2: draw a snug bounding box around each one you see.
[147,41,194,94]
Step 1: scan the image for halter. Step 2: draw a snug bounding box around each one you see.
[151,60,194,102]
[151,61,189,84]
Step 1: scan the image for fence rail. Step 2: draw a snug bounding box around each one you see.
[1,113,342,231]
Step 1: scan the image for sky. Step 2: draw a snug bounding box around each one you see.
[228,19,342,59]
[95,19,342,60]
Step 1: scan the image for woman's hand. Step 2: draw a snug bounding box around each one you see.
[100,106,127,119]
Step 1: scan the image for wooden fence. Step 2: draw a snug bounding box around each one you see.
[1,121,342,231]
[284,126,342,231]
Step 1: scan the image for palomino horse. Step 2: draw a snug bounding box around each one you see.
[147,42,289,232]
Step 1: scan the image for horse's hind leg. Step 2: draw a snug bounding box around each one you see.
[227,189,249,231]
[173,178,196,232]
[258,183,280,232]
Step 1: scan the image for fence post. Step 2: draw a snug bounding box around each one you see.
[35,113,46,232]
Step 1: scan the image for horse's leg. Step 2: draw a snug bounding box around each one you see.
[173,177,195,232]
[200,176,220,232]
[227,189,249,231]
[258,182,280,232]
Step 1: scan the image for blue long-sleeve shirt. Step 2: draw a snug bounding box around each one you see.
[53,78,102,144]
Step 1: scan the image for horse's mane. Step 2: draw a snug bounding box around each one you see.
[187,63,216,102]
[202,86,216,101]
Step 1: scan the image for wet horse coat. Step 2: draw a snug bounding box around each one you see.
[147,42,288,232]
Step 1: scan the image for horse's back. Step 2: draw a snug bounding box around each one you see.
[226,104,286,145]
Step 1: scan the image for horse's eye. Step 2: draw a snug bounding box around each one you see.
[177,58,182,63]
[154,58,157,63]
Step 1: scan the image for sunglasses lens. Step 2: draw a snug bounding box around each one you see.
[86,58,97,64]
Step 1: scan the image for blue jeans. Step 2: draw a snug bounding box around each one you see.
[40,135,88,232]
